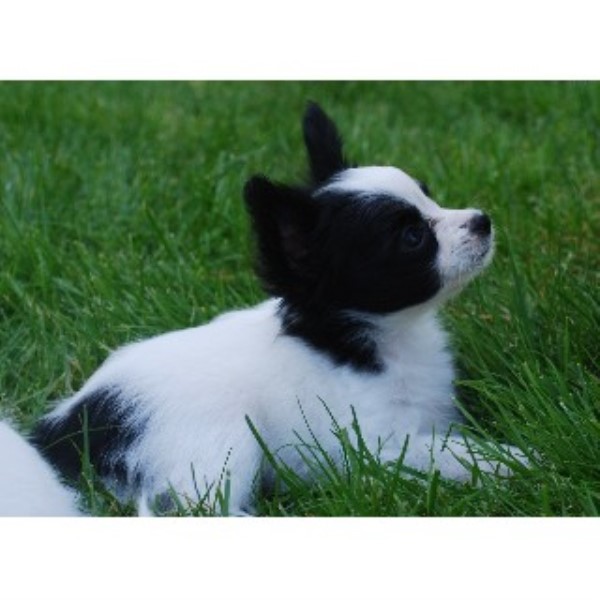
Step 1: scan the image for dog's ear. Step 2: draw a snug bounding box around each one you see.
[303,102,348,185]
[244,175,319,296]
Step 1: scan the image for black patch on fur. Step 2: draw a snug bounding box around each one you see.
[244,176,319,303]
[305,192,441,314]
[244,103,442,371]
[31,387,145,486]
[279,302,383,372]
[303,101,348,184]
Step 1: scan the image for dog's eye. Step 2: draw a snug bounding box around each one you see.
[402,223,426,249]
[417,181,431,197]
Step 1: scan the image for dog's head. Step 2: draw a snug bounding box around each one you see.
[244,102,494,315]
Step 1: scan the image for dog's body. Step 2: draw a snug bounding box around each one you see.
[33,297,460,514]
[28,104,522,515]
[0,421,80,516]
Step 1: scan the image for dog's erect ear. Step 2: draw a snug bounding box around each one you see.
[244,175,319,296]
[303,102,348,185]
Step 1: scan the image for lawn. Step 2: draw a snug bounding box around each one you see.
[0,81,598,516]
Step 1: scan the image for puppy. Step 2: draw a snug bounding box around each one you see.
[31,103,523,515]
[0,421,80,516]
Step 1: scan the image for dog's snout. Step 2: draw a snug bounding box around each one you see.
[468,213,492,236]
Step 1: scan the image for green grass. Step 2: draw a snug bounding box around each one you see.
[0,82,598,516]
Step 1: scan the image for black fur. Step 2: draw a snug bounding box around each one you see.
[31,387,145,486]
[279,302,383,372]
[244,104,441,371]
[244,176,319,302]
[303,101,348,184]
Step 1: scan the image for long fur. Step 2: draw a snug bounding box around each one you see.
[0,421,80,516]
[23,103,523,516]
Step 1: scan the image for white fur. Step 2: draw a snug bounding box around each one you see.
[0,422,80,516]
[48,298,460,513]
[322,166,435,210]
[39,166,520,515]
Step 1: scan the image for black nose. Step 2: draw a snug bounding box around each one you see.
[468,213,492,236]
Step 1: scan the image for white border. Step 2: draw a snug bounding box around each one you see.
[0,518,597,600]
[0,1,598,79]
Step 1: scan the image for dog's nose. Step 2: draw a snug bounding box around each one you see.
[468,213,492,236]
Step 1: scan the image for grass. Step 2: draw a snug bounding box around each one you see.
[0,82,598,516]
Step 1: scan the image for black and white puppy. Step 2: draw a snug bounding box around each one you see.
[32,103,522,515]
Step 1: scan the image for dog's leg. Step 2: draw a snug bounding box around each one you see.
[384,433,529,482]
[137,493,154,517]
